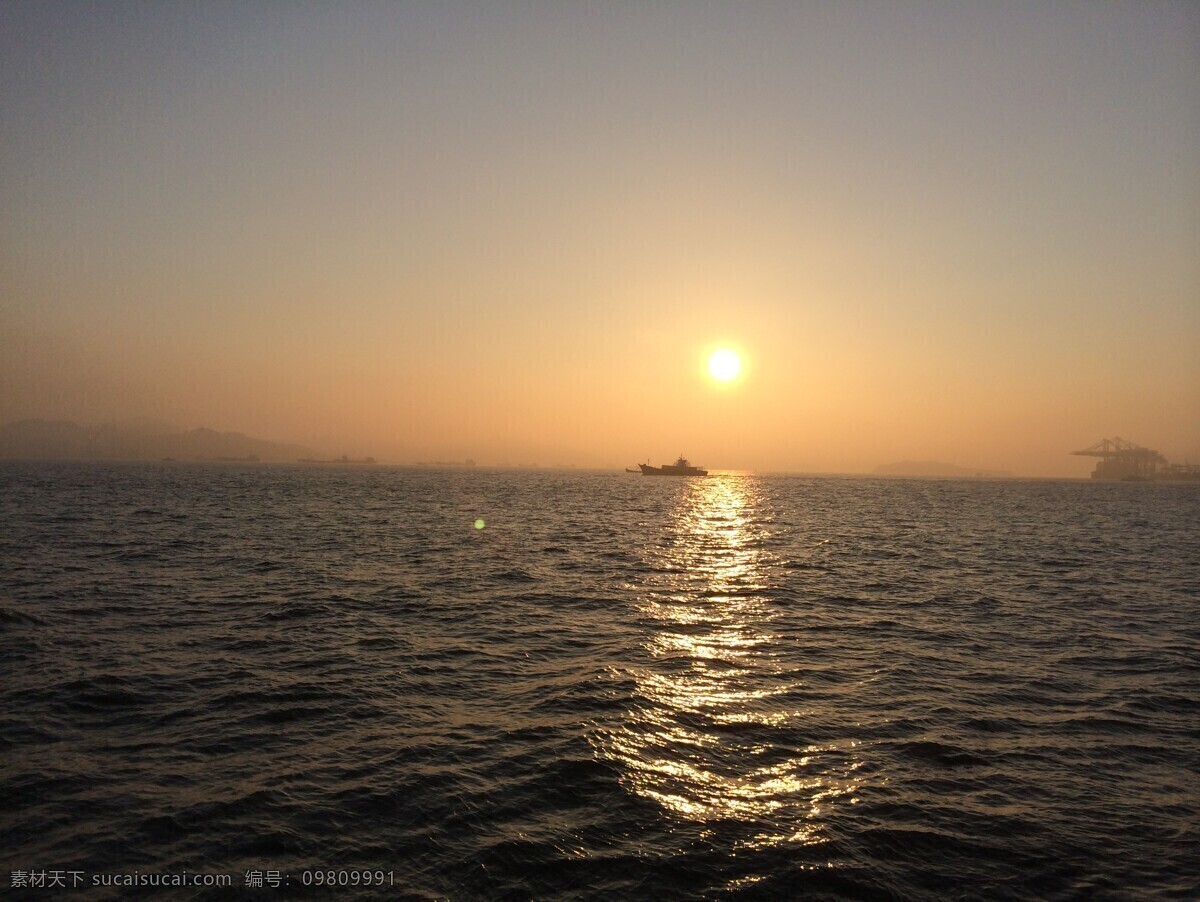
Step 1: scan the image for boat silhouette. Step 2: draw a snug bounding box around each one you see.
[638,456,708,476]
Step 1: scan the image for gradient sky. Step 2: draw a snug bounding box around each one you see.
[3,1,1197,475]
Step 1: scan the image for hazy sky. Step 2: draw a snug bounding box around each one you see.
[3,1,1197,475]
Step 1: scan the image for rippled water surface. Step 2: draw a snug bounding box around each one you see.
[2,462,1197,899]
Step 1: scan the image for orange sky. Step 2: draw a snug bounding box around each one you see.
[3,3,1198,475]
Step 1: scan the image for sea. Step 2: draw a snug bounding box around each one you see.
[1,461,1197,900]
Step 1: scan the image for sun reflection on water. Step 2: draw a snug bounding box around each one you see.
[600,476,862,850]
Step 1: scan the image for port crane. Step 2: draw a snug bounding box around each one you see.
[1072,437,1165,480]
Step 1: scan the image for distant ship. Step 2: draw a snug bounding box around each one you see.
[638,456,708,476]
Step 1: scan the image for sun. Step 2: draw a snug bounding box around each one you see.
[707,348,742,382]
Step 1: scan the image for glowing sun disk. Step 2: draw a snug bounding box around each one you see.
[708,349,742,382]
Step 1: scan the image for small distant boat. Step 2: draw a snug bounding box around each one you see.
[625,467,640,473]
[638,456,708,476]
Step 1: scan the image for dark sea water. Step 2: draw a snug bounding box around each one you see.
[1,462,1197,900]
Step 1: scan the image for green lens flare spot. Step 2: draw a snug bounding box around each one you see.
[474,518,485,530]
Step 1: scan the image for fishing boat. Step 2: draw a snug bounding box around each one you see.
[638,456,707,476]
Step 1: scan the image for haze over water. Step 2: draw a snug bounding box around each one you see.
[3,2,1198,474]
[2,463,1197,898]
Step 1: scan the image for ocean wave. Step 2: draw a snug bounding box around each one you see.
[1,462,1196,898]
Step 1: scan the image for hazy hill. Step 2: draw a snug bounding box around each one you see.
[874,460,1012,478]
[0,419,315,462]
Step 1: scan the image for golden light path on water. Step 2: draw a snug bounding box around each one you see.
[601,475,864,852]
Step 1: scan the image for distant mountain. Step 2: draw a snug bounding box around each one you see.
[108,416,183,437]
[874,460,1012,478]
[0,419,315,462]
